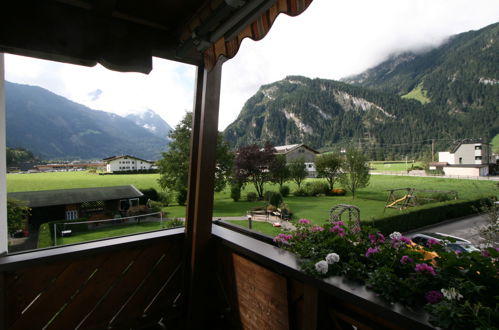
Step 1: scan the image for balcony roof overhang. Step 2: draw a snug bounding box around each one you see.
[0,0,312,73]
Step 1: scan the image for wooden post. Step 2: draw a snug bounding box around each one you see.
[183,60,223,328]
[0,53,7,255]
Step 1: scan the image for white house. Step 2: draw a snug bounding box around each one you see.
[274,144,319,178]
[433,142,493,176]
[103,155,153,173]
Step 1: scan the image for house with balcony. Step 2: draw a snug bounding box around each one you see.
[103,155,154,173]
[432,141,494,176]
[275,144,319,177]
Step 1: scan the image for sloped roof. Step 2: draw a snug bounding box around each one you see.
[103,155,151,163]
[8,185,143,208]
[274,144,319,155]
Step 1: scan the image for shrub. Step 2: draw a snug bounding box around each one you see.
[264,191,275,201]
[246,192,257,202]
[331,188,346,196]
[37,223,52,248]
[147,201,163,213]
[176,188,188,206]
[269,192,283,208]
[140,188,159,204]
[128,205,150,215]
[230,184,241,202]
[304,181,329,196]
[159,192,172,206]
[279,185,290,197]
[293,188,308,197]
[165,218,184,228]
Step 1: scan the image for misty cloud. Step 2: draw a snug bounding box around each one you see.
[87,88,103,101]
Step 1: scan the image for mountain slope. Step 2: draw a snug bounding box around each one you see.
[224,76,458,157]
[5,82,168,160]
[342,22,499,121]
[125,109,172,139]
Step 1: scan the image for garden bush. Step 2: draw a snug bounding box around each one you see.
[293,188,308,197]
[246,192,257,202]
[230,184,241,202]
[159,191,172,206]
[264,190,277,201]
[279,185,290,197]
[139,188,159,204]
[304,181,329,196]
[37,223,52,248]
[165,218,184,228]
[146,201,163,213]
[176,188,188,206]
[373,198,492,234]
[269,192,283,208]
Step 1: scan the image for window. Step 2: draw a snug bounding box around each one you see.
[475,146,482,150]
[459,157,462,164]
[475,156,482,160]
[65,210,78,220]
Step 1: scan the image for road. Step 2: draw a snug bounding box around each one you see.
[404,214,491,245]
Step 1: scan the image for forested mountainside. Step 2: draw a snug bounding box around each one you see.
[125,109,172,139]
[224,23,498,159]
[5,82,169,160]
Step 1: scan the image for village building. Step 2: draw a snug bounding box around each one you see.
[431,141,495,176]
[8,185,143,228]
[103,155,153,173]
[274,144,320,177]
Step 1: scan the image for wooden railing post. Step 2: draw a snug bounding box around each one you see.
[0,53,7,256]
[183,59,223,328]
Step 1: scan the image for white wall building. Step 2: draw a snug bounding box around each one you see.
[103,155,153,173]
[434,142,493,177]
[274,144,319,178]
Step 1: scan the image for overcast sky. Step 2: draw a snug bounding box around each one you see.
[4,0,499,130]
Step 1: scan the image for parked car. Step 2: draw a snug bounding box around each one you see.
[411,232,480,253]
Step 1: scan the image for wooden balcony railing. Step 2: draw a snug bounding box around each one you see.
[0,228,184,330]
[1,223,435,329]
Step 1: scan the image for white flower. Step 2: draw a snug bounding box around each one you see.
[326,253,340,264]
[315,260,329,274]
[389,232,402,240]
[441,288,463,301]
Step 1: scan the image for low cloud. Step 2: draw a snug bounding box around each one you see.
[87,89,103,101]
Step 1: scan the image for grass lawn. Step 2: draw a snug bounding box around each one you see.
[9,171,497,244]
[369,161,423,172]
[401,83,431,104]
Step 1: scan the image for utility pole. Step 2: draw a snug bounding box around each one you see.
[431,139,435,162]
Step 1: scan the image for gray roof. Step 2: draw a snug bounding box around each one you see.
[274,144,320,155]
[8,185,143,208]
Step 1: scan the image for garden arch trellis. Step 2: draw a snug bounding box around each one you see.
[329,204,361,231]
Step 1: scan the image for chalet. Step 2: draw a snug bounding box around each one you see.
[8,185,143,227]
[275,144,320,177]
[103,155,153,173]
[433,141,494,176]
[0,1,441,329]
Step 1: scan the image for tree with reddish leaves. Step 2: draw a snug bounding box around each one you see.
[234,142,276,199]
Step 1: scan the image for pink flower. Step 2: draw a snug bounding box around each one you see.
[369,232,386,244]
[425,290,443,304]
[391,236,412,248]
[482,250,490,257]
[377,233,385,242]
[330,225,346,237]
[273,233,293,244]
[333,221,345,227]
[400,255,413,264]
[311,226,324,232]
[415,263,437,276]
[299,219,311,225]
[368,233,377,243]
[365,247,379,257]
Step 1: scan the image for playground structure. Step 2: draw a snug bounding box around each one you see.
[329,204,361,232]
[385,188,458,210]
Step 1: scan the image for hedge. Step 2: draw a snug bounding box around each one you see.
[37,223,52,248]
[371,198,492,234]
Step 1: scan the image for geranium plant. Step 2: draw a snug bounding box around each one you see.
[274,219,498,329]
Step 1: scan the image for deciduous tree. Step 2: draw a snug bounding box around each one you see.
[315,152,342,191]
[7,198,30,235]
[269,154,290,188]
[340,148,370,199]
[288,157,307,189]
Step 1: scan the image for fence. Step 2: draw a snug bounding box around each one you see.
[371,171,499,181]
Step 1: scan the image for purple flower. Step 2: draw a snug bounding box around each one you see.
[482,250,490,257]
[415,263,437,276]
[365,247,379,257]
[400,255,413,264]
[425,290,444,304]
[333,221,345,227]
[369,232,386,244]
[330,225,346,237]
[273,233,293,244]
[392,236,412,248]
[377,233,385,243]
[368,233,377,243]
[426,239,440,248]
[299,219,311,225]
[311,226,324,232]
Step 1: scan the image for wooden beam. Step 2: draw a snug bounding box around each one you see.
[183,60,223,327]
[0,53,7,256]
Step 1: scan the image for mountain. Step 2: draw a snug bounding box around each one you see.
[5,82,169,160]
[342,22,499,118]
[224,76,455,157]
[125,109,172,139]
[224,24,499,158]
